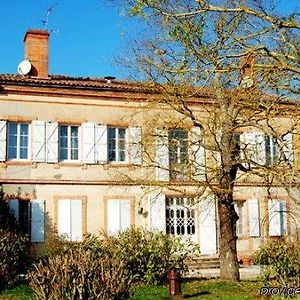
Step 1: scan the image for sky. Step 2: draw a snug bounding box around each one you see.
[0,0,299,80]
[0,0,139,79]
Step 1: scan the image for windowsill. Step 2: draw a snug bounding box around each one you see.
[5,160,32,166]
[104,162,132,169]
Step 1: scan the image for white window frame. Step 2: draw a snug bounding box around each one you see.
[59,125,80,162]
[107,127,127,163]
[7,122,31,160]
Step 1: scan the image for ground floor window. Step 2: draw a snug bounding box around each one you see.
[166,197,195,236]
[8,199,45,242]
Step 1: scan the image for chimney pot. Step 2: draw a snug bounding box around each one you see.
[23,29,49,78]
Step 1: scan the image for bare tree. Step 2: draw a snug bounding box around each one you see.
[105,0,300,281]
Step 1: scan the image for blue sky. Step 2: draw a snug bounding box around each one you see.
[0,0,298,80]
[0,0,139,79]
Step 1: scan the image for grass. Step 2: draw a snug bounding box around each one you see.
[0,279,264,300]
[132,279,262,299]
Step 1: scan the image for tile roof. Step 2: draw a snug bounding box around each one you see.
[0,74,156,93]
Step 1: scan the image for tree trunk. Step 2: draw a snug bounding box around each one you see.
[218,199,240,281]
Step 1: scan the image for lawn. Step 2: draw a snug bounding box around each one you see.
[0,279,265,300]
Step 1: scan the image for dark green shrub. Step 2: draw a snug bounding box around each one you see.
[254,238,300,286]
[102,227,193,284]
[0,229,29,291]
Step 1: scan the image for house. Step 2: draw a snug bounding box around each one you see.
[0,29,299,258]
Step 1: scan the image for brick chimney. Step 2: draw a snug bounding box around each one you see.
[240,53,255,88]
[24,29,49,78]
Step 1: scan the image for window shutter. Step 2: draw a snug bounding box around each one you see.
[190,126,205,180]
[31,199,45,242]
[107,199,120,236]
[282,133,294,163]
[58,200,71,240]
[96,125,107,163]
[32,120,46,162]
[120,200,131,232]
[156,129,169,181]
[0,121,7,161]
[82,123,96,164]
[70,200,82,241]
[268,199,281,236]
[199,196,217,254]
[8,199,19,221]
[248,199,260,237]
[128,127,142,165]
[46,122,58,163]
[149,194,166,232]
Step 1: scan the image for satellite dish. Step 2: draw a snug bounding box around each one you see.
[17,60,32,75]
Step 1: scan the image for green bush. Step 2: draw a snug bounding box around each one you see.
[0,229,29,291]
[101,228,193,285]
[254,238,300,287]
[29,228,194,299]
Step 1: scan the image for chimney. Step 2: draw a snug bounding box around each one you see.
[24,29,50,78]
[240,53,255,88]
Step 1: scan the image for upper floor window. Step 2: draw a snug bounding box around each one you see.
[108,127,126,162]
[8,123,29,160]
[169,129,189,180]
[59,125,79,161]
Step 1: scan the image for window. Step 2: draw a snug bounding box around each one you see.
[59,125,79,161]
[166,197,195,237]
[8,199,45,242]
[234,202,244,236]
[169,129,189,180]
[7,123,29,160]
[108,127,126,162]
[265,135,279,166]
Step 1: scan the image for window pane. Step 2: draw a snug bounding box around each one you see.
[70,126,78,160]
[19,124,29,159]
[59,126,68,160]
[108,128,116,162]
[118,128,125,140]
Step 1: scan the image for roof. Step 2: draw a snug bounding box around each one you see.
[0,74,157,94]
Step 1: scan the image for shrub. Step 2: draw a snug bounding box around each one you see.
[101,227,193,285]
[28,228,194,299]
[38,232,73,259]
[28,246,133,300]
[254,238,300,287]
[0,229,29,291]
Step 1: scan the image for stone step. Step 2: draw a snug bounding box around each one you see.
[185,255,220,270]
